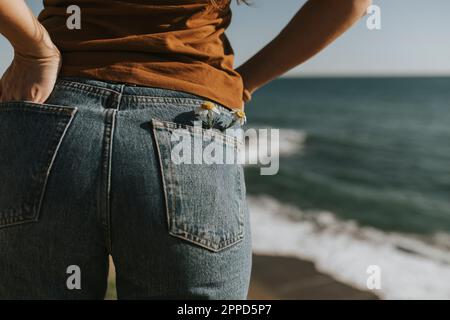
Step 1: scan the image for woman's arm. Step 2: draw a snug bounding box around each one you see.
[236,0,372,101]
[0,0,61,103]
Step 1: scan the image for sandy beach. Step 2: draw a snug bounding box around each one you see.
[248,255,379,300]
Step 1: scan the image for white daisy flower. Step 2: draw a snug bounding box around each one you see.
[195,101,220,127]
[230,110,247,127]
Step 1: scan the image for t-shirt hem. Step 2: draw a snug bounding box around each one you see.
[58,66,244,111]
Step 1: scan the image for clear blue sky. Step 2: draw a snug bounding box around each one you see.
[1,0,449,76]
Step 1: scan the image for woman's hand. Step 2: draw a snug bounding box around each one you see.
[0,0,61,103]
[0,45,61,103]
[237,0,372,96]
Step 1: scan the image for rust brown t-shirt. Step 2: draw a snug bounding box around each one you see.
[38,0,244,110]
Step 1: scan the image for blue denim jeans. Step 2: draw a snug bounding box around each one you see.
[0,77,252,299]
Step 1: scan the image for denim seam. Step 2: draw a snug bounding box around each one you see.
[114,103,201,112]
[55,83,115,106]
[55,80,236,113]
[237,168,245,235]
[56,80,120,96]
[98,108,117,253]
[124,97,233,116]
[116,84,125,111]
[35,107,78,223]
[106,109,117,252]
[169,231,244,253]
[56,80,199,104]
[124,96,207,105]
[151,124,172,231]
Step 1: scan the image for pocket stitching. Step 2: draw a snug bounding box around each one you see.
[0,103,78,228]
[151,118,245,252]
[0,101,76,115]
[169,228,244,252]
[152,122,172,233]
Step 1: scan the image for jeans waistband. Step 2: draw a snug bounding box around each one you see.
[55,76,233,114]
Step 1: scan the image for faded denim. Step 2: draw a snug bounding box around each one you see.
[0,77,252,300]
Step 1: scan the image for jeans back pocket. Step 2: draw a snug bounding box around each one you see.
[0,102,77,228]
[151,119,245,252]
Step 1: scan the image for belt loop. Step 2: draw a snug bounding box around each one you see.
[116,84,125,111]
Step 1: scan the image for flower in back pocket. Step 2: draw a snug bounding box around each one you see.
[230,110,247,128]
[195,101,220,128]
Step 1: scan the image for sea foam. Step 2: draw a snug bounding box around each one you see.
[248,195,450,300]
[244,128,306,165]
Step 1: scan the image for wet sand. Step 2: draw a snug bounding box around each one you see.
[248,254,379,300]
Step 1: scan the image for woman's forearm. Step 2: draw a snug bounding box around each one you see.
[0,0,61,103]
[236,0,372,98]
[0,0,56,58]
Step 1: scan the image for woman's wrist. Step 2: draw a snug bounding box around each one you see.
[242,87,252,103]
[12,23,59,60]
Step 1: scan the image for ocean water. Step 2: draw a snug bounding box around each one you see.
[243,77,450,299]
